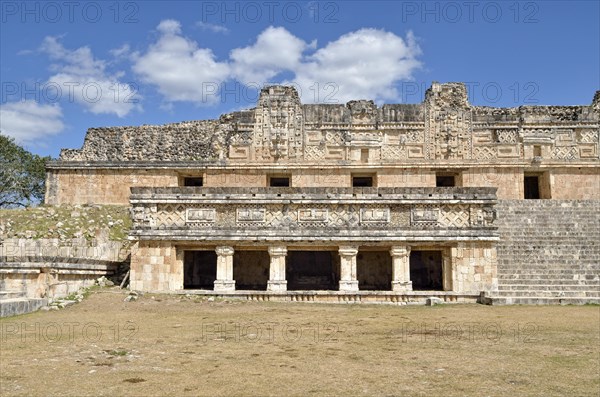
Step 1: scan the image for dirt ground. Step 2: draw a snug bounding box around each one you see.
[1,289,598,397]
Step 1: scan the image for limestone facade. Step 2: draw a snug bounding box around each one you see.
[44,83,600,301]
[46,83,599,204]
[127,187,498,295]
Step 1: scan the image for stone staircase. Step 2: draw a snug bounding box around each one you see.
[488,200,600,305]
[0,290,48,317]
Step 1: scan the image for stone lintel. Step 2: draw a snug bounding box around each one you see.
[390,246,410,257]
[268,246,288,257]
[338,246,359,257]
[215,246,235,256]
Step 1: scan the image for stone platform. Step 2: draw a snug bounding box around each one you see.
[0,294,48,317]
[145,289,481,305]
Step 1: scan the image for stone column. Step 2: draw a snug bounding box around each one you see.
[267,246,287,292]
[390,246,412,291]
[214,246,235,292]
[338,246,359,292]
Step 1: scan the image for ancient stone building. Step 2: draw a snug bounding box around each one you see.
[45,82,600,304]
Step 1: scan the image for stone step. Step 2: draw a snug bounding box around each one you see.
[0,291,26,299]
[498,263,600,274]
[498,270,598,274]
[498,279,599,286]
[498,284,599,292]
[496,201,599,304]
[494,290,600,298]
[0,298,48,317]
[486,296,600,305]
[497,269,599,274]
[498,279,599,285]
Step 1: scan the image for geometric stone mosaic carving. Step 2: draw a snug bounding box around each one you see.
[298,209,328,222]
[439,204,470,227]
[381,145,406,160]
[473,146,497,160]
[237,208,266,222]
[360,208,390,223]
[551,146,579,160]
[410,206,439,228]
[495,129,519,143]
[186,208,216,223]
[136,201,495,232]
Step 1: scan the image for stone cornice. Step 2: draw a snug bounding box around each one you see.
[129,187,498,204]
[46,160,600,170]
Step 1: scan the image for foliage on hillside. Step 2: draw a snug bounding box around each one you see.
[0,205,132,242]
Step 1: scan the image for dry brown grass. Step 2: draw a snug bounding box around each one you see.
[1,290,598,397]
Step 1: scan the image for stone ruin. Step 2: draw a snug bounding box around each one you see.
[1,82,598,314]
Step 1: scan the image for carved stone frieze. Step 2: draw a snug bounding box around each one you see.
[55,83,598,165]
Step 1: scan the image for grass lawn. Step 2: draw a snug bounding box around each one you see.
[1,290,598,397]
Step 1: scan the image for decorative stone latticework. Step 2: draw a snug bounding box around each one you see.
[129,187,498,241]
[52,82,599,166]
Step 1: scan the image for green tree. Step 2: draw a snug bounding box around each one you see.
[0,132,51,208]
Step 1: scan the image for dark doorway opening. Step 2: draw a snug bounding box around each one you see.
[409,250,443,290]
[287,251,339,290]
[184,251,216,289]
[524,176,540,199]
[183,177,203,187]
[436,175,455,187]
[233,251,269,290]
[357,251,392,290]
[352,176,373,187]
[269,176,290,187]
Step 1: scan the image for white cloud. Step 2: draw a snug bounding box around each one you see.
[229,26,421,103]
[110,44,131,59]
[40,37,140,117]
[131,21,422,105]
[230,26,309,84]
[0,101,64,143]
[292,29,422,103]
[195,21,229,34]
[132,19,230,105]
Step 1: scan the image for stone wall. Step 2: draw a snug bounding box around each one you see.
[46,165,599,206]
[495,200,600,300]
[58,119,224,162]
[452,243,498,293]
[1,206,130,299]
[129,241,180,291]
[461,167,523,200]
[0,238,126,299]
[551,169,600,199]
[46,169,179,205]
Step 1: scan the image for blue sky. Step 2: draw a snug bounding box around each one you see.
[1,0,598,157]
